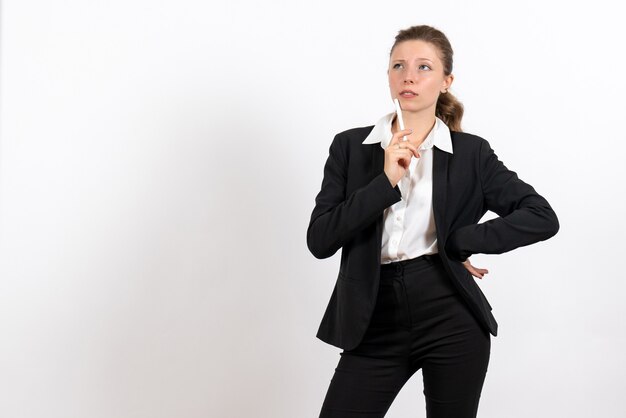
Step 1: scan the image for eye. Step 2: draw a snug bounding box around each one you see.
[392,63,403,69]
[418,64,432,70]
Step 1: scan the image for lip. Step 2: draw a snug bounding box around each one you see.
[399,90,418,97]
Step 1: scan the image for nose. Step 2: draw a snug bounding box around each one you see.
[403,70,416,84]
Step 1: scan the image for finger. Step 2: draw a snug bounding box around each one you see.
[390,148,413,158]
[470,267,484,279]
[398,154,411,168]
[470,265,488,278]
[394,149,415,165]
[463,263,482,278]
[400,142,421,158]
[468,268,483,279]
[389,129,413,146]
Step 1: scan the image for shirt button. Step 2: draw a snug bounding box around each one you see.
[396,216,402,221]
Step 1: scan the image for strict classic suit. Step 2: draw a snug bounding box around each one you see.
[307,126,559,351]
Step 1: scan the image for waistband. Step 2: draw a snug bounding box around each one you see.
[380,253,442,277]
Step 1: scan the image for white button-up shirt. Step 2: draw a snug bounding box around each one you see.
[362,112,454,264]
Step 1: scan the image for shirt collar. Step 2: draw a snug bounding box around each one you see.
[361,112,453,154]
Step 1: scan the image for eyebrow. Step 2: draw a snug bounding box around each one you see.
[392,58,433,63]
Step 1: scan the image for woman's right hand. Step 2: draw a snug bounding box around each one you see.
[384,129,420,188]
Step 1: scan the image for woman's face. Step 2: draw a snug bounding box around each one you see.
[388,40,453,116]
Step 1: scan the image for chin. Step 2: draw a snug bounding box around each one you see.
[400,104,424,112]
[407,100,438,112]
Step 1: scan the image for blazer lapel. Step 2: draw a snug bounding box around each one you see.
[432,147,450,243]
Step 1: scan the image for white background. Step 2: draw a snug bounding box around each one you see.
[1,1,624,417]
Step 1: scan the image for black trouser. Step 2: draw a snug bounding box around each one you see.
[319,253,491,417]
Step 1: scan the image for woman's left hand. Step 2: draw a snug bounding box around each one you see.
[462,258,489,279]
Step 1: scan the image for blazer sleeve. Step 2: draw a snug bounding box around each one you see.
[306,134,402,259]
[445,139,560,262]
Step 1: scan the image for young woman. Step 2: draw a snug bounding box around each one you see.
[306,25,559,417]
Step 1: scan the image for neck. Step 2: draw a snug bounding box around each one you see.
[392,110,436,147]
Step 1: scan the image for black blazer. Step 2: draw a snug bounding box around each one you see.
[306,125,559,351]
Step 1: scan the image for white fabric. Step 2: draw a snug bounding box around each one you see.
[362,112,454,264]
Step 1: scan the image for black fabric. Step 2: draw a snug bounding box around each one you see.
[307,128,559,350]
[319,254,490,418]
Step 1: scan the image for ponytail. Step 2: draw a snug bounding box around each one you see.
[436,91,464,132]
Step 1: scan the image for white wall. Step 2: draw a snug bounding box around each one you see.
[1,1,624,417]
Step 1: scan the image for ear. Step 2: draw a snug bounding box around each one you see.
[443,73,454,90]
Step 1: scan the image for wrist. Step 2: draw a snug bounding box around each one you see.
[385,172,397,188]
